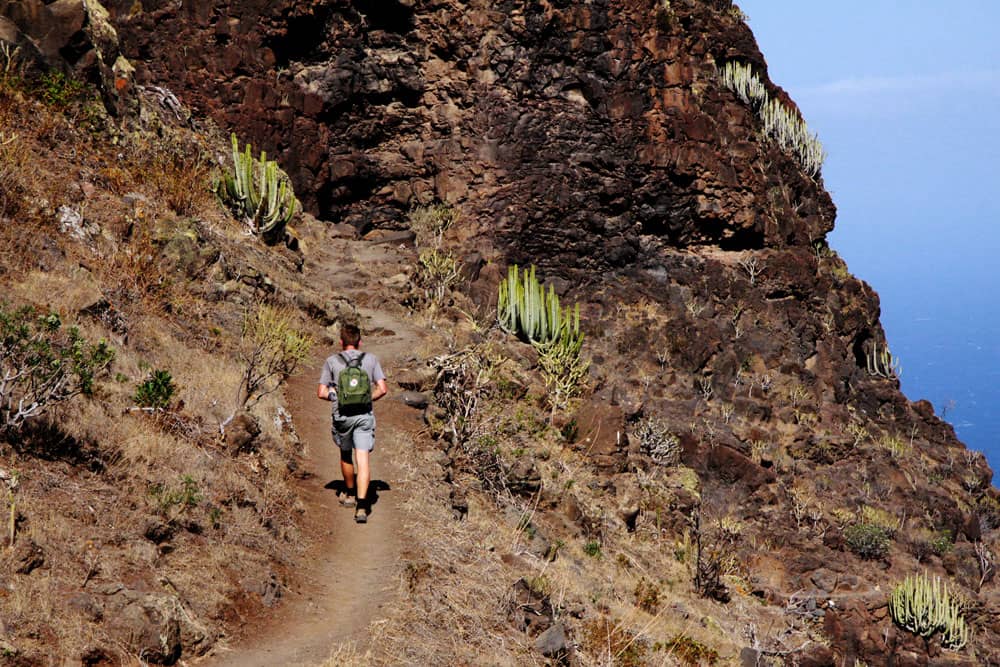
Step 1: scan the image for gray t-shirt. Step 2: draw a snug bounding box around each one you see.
[319,349,386,417]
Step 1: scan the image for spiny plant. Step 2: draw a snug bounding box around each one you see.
[217,134,298,242]
[889,572,970,650]
[717,61,825,177]
[866,341,902,379]
[497,265,581,347]
[634,416,681,466]
[497,265,588,412]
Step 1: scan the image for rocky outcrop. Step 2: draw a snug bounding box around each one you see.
[0,0,136,114]
[72,0,999,663]
[105,0,830,265]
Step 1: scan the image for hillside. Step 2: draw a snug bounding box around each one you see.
[1,0,998,665]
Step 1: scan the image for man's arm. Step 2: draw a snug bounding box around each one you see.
[317,384,334,401]
[372,379,388,402]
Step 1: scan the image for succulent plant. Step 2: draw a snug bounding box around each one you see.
[889,572,969,650]
[497,264,581,348]
[717,61,825,177]
[218,133,298,242]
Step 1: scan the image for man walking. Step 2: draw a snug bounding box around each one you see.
[317,323,388,523]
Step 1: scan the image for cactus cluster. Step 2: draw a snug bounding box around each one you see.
[889,572,970,650]
[218,134,298,241]
[498,265,588,411]
[497,265,582,349]
[717,61,826,177]
[866,342,902,379]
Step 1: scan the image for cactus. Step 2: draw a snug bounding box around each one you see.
[218,134,298,241]
[716,61,825,177]
[866,342,902,379]
[498,265,588,412]
[889,572,969,650]
[497,265,579,346]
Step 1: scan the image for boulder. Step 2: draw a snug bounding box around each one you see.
[571,398,627,472]
[9,538,45,574]
[534,622,569,659]
[400,390,430,410]
[224,411,261,454]
[110,595,181,665]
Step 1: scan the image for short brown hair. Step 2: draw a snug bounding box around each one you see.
[340,322,361,347]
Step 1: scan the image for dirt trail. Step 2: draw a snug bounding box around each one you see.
[202,233,425,665]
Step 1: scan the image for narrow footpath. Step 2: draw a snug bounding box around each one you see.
[201,228,425,665]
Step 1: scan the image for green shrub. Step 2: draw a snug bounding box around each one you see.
[408,203,457,248]
[235,303,311,413]
[844,522,891,560]
[416,249,461,304]
[149,475,202,516]
[890,572,969,650]
[0,305,114,434]
[583,540,602,558]
[32,70,86,110]
[134,369,177,409]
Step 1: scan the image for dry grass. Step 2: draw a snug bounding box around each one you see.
[0,77,318,664]
[117,131,215,216]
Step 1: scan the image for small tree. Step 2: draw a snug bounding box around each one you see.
[222,303,311,432]
[0,305,114,434]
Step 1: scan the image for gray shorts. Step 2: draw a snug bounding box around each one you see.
[332,413,376,452]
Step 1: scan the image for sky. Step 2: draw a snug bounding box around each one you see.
[735,2,1000,465]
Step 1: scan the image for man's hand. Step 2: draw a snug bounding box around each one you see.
[317,384,335,401]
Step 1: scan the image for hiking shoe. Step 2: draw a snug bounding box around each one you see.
[354,507,368,524]
[338,491,356,507]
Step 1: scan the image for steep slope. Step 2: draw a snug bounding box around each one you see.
[1,0,998,665]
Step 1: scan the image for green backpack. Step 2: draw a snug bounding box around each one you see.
[337,353,372,415]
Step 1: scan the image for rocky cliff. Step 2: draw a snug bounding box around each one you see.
[2,0,998,664]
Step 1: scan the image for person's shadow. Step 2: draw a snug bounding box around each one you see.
[324,479,391,514]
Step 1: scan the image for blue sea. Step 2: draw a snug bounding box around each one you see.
[830,233,1000,475]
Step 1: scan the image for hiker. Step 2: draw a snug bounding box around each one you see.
[317,323,388,523]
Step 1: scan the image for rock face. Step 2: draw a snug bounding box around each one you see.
[104,0,830,261]
[0,0,135,114]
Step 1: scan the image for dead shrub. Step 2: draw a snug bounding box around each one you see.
[579,616,648,667]
[120,134,213,216]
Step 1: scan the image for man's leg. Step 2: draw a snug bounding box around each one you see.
[352,415,375,522]
[334,421,357,505]
[340,448,356,495]
[354,448,370,507]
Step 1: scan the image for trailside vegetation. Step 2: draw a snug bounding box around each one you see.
[890,572,970,650]
[0,304,114,435]
[217,133,298,242]
[497,265,588,412]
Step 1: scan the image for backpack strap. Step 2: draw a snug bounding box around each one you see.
[338,352,365,368]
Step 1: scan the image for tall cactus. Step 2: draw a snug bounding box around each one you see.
[497,265,580,347]
[498,264,588,413]
[219,134,298,241]
[889,572,969,650]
